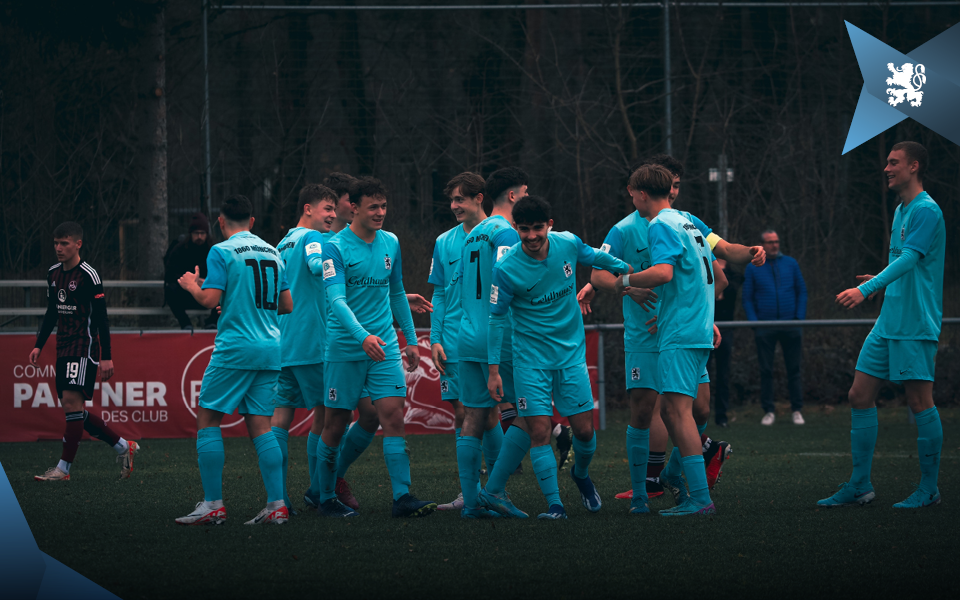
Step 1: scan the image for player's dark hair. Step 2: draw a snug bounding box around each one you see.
[629,164,674,199]
[298,183,338,216]
[220,195,253,223]
[891,141,928,183]
[53,221,83,241]
[322,172,357,199]
[513,195,551,226]
[348,176,387,206]
[629,154,684,184]
[484,167,528,205]
[444,172,485,199]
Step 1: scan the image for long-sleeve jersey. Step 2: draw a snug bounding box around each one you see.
[277,227,327,367]
[321,227,417,362]
[428,224,466,361]
[35,260,111,362]
[489,231,629,368]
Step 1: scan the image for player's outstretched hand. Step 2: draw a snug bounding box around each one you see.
[178,266,200,291]
[713,324,722,349]
[749,246,766,266]
[404,344,420,372]
[407,294,433,314]
[622,287,658,312]
[362,335,387,361]
[645,315,658,335]
[28,348,40,366]
[836,287,865,309]
[488,372,503,403]
[576,283,595,315]
[99,359,115,382]
[431,343,447,375]
[855,274,881,300]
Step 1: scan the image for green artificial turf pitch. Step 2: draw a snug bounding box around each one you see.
[2,406,958,600]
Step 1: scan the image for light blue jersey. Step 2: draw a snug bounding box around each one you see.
[872,192,945,341]
[489,231,629,368]
[321,228,417,362]
[428,224,465,362]
[648,209,715,351]
[457,215,520,363]
[597,211,713,353]
[202,231,289,370]
[276,227,326,367]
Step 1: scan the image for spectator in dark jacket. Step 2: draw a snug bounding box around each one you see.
[743,229,807,426]
[164,213,218,329]
[710,258,740,427]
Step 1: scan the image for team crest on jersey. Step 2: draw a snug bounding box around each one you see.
[631,368,640,381]
[384,255,392,270]
[517,397,527,410]
[58,289,67,302]
[440,380,449,393]
[328,388,337,402]
[563,262,573,278]
[68,281,77,291]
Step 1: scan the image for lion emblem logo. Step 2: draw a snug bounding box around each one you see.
[886,62,926,107]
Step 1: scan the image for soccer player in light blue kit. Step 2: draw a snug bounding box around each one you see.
[318,176,437,518]
[823,141,945,509]
[486,196,631,520]
[614,165,718,516]
[431,172,504,511]
[175,195,293,525]
[317,172,433,513]
[270,184,338,514]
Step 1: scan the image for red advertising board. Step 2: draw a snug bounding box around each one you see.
[1,330,599,442]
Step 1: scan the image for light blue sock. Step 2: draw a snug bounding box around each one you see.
[336,423,375,479]
[482,424,504,476]
[316,438,339,502]
[307,432,320,496]
[338,421,351,455]
[531,445,561,507]
[271,426,292,508]
[698,421,707,436]
[382,436,411,501]
[663,444,683,480]
[486,426,530,496]
[682,454,711,506]
[627,426,650,503]
[252,431,284,504]
[457,435,483,510]
[197,427,224,502]
[915,407,943,494]
[571,431,596,479]
[850,408,878,488]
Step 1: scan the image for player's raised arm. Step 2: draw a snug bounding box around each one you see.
[618,221,679,291]
[181,246,225,309]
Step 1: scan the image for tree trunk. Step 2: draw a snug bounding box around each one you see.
[137,4,168,281]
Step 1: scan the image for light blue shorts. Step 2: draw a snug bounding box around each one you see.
[199,365,278,417]
[515,362,593,418]
[658,348,710,399]
[700,363,710,385]
[439,361,460,402]
[460,361,516,408]
[856,331,937,382]
[276,363,325,410]
[626,351,659,391]
[325,357,406,409]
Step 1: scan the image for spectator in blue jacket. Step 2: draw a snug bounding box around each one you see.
[743,229,808,426]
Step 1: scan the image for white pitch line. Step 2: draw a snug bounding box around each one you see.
[798,452,957,458]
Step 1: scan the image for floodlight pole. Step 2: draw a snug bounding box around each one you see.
[663,0,672,157]
[202,0,212,217]
[709,154,733,239]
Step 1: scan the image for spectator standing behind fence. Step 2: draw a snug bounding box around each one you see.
[164,213,218,330]
[743,230,807,426]
[710,258,740,427]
